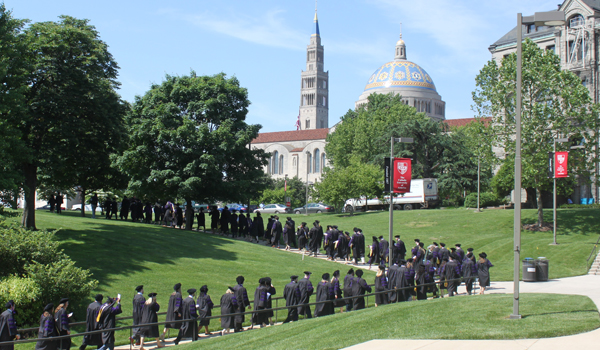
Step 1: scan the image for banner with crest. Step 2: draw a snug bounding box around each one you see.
[393,158,412,193]
[555,151,569,178]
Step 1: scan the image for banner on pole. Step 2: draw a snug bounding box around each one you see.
[393,158,412,193]
[384,157,391,192]
[555,151,569,178]
[548,152,554,178]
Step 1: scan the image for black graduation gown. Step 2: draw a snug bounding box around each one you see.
[395,239,407,260]
[253,216,264,238]
[314,282,333,317]
[283,281,299,323]
[165,292,182,329]
[351,278,372,310]
[272,220,283,245]
[379,239,390,261]
[35,313,56,350]
[374,275,389,305]
[265,285,276,318]
[140,302,160,338]
[462,259,476,293]
[0,309,18,347]
[210,209,219,230]
[197,212,205,228]
[343,275,354,306]
[331,278,344,307]
[388,265,411,302]
[252,286,268,325]
[297,227,308,250]
[82,301,102,346]
[445,260,460,295]
[230,213,238,234]
[220,209,230,232]
[219,293,237,329]
[55,308,71,350]
[297,278,314,317]
[232,284,250,325]
[415,263,429,300]
[285,220,296,247]
[368,242,380,264]
[196,293,214,327]
[308,226,321,253]
[477,259,493,287]
[238,213,247,234]
[337,234,349,259]
[99,302,122,345]
[132,293,145,337]
[179,297,198,338]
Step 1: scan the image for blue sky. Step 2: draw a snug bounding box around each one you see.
[11,0,558,132]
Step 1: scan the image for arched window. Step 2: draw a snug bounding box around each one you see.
[293,157,297,167]
[273,151,279,174]
[279,154,284,174]
[321,153,326,171]
[307,153,312,173]
[305,119,310,129]
[314,149,320,173]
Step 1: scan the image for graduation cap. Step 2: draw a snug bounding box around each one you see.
[173,283,182,291]
[148,293,157,298]
[355,270,364,277]
[378,235,383,239]
[332,225,338,229]
[479,252,487,259]
[433,242,438,245]
[287,217,292,221]
[59,298,69,304]
[259,278,265,284]
[264,277,272,285]
[200,285,208,293]
[378,264,386,271]
[290,275,298,280]
[455,244,461,247]
[106,296,114,304]
[414,238,420,243]
[187,288,197,295]
[467,248,474,252]
[344,231,351,236]
[227,286,235,292]
[44,303,54,312]
[322,273,330,280]
[236,276,245,284]
[358,228,363,232]
[394,235,400,238]
[95,294,103,302]
[353,227,358,232]
[400,259,407,265]
[333,270,340,277]
[301,222,307,226]
[347,268,354,275]
[135,285,143,292]
[450,247,456,252]
[440,243,446,247]
[304,271,312,276]
[5,300,14,309]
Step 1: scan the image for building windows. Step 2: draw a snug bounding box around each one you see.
[321,153,326,171]
[279,155,284,174]
[305,119,310,129]
[546,45,555,53]
[569,14,584,28]
[307,153,312,173]
[293,157,297,168]
[314,149,320,173]
[322,96,327,106]
[272,151,279,174]
[323,80,327,89]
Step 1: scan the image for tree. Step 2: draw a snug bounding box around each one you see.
[313,156,384,213]
[259,176,306,209]
[325,93,478,202]
[4,16,123,228]
[114,72,269,229]
[473,39,599,226]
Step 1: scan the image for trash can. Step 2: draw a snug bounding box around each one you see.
[535,257,549,281]
[522,258,537,282]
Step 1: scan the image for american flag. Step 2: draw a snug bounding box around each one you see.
[295,113,301,130]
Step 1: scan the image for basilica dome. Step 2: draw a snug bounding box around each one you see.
[364,60,436,92]
[355,32,445,120]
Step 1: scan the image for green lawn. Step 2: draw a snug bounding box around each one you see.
[9,207,599,348]
[178,293,600,350]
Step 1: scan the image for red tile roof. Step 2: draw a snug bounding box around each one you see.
[290,148,304,152]
[444,117,491,128]
[252,128,330,144]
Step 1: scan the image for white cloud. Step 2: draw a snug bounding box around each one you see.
[160,8,307,51]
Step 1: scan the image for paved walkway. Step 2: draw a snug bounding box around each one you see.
[344,274,600,350]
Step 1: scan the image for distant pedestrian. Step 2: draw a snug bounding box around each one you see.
[197,285,214,335]
[49,195,56,213]
[90,194,98,219]
[477,252,493,294]
[56,192,63,214]
[196,208,205,232]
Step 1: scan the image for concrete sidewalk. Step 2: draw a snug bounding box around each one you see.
[344,274,600,350]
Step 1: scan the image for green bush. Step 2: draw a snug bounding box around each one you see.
[464,192,504,208]
[0,216,98,327]
[560,204,600,209]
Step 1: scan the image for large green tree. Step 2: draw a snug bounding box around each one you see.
[4,16,125,228]
[114,72,269,229]
[473,39,599,226]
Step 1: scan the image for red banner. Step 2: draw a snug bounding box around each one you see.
[393,158,412,193]
[555,151,569,178]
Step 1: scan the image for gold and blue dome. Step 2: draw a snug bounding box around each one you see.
[364,61,436,92]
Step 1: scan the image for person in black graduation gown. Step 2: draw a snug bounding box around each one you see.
[196,208,206,232]
[445,254,461,297]
[351,270,372,310]
[131,285,144,345]
[271,216,283,248]
[110,199,118,220]
[174,289,198,345]
[374,265,389,306]
[337,231,350,262]
[285,217,296,249]
[283,276,300,323]
[232,276,250,332]
[252,212,264,243]
[394,235,407,261]
[120,197,130,220]
[330,270,344,313]
[314,273,333,317]
[238,211,247,238]
[209,206,219,233]
[161,283,182,342]
[308,221,323,257]
[196,286,214,335]
[35,303,57,350]
[230,209,238,237]
[462,252,477,295]
[54,298,72,350]
[139,293,163,350]
[297,271,314,318]
[0,301,19,350]
[349,228,365,264]
[296,222,308,251]
[439,243,450,262]
[388,259,410,303]
[263,277,276,325]
[343,269,355,312]
[220,206,230,235]
[368,236,380,268]
[97,296,122,350]
[379,236,390,265]
[477,252,494,294]
[79,294,103,350]
[251,278,268,328]
[220,287,238,335]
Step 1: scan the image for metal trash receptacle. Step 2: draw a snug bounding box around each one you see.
[536,257,549,281]
[523,258,537,282]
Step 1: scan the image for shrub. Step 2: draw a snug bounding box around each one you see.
[0,216,98,327]
[464,192,504,208]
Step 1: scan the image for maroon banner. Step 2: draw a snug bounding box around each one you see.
[555,151,569,178]
[393,158,412,193]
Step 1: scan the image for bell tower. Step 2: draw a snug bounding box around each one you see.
[299,8,329,130]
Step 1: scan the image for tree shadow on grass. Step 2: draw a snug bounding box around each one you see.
[521,209,600,237]
[53,221,237,286]
[521,309,598,319]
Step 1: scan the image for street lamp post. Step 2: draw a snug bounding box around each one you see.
[284,174,288,212]
[511,10,565,320]
[389,136,413,265]
[552,137,568,246]
[306,151,310,216]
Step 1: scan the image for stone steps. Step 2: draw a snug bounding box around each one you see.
[588,251,600,275]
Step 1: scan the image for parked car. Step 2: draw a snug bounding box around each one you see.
[218,203,248,212]
[293,202,335,214]
[254,203,290,214]
[36,204,65,211]
[71,204,102,212]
